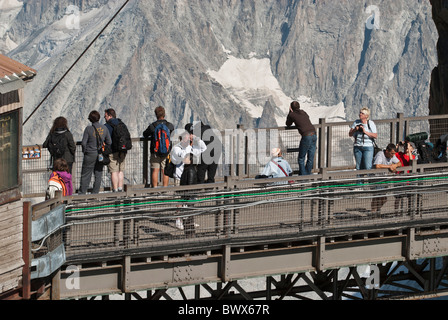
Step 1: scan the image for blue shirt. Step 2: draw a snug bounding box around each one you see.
[261,157,293,178]
[351,120,377,147]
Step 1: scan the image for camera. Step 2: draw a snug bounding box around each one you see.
[357,125,364,132]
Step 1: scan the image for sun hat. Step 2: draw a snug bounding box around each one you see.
[271,148,281,157]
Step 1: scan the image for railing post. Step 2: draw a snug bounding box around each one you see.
[318,118,326,170]
[22,201,32,300]
[236,124,245,178]
[326,121,333,168]
[223,176,235,237]
[51,270,61,300]
[411,159,417,173]
[229,131,236,178]
[397,113,405,143]
[143,137,149,187]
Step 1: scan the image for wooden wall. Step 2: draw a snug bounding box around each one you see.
[0,89,21,111]
[0,200,23,294]
[0,87,24,296]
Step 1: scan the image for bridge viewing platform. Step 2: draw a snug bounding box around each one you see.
[15,113,448,300]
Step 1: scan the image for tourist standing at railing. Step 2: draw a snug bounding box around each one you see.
[143,106,175,188]
[185,121,221,183]
[286,101,317,175]
[79,110,112,194]
[104,108,130,192]
[43,116,76,173]
[179,152,199,237]
[171,131,207,186]
[349,107,378,171]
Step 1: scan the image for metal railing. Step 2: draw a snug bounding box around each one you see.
[22,113,448,197]
[30,166,448,264]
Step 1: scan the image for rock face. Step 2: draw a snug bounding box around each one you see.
[0,0,438,144]
[429,0,448,116]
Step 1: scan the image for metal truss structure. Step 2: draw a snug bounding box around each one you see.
[68,257,448,301]
[28,170,448,300]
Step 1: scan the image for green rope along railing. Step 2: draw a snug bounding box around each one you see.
[64,173,448,214]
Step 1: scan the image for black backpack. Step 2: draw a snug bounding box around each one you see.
[110,119,132,153]
[416,141,434,164]
[367,121,382,160]
[47,133,67,159]
[434,134,448,162]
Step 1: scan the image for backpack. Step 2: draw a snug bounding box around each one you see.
[416,141,434,164]
[367,121,382,160]
[45,172,67,200]
[434,134,448,162]
[110,119,132,153]
[94,126,112,165]
[47,133,67,159]
[153,122,171,156]
[163,155,175,178]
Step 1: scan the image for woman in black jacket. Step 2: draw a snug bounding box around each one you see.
[180,153,198,186]
[43,117,76,173]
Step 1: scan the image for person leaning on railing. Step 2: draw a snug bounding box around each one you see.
[394,141,417,212]
[371,143,402,216]
[373,143,402,173]
[286,101,317,176]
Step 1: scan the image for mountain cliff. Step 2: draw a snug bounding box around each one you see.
[429,0,448,116]
[1,0,438,144]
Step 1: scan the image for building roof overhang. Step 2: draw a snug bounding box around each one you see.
[0,54,36,94]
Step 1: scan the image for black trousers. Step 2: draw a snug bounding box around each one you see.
[197,163,218,183]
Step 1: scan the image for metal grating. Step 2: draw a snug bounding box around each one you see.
[38,170,448,263]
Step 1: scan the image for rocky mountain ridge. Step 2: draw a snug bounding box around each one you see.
[0,0,439,144]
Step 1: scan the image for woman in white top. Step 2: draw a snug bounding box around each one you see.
[170,131,207,185]
[349,107,378,171]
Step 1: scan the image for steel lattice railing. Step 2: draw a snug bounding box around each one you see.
[36,170,448,263]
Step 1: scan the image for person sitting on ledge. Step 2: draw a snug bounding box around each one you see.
[256,148,293,184]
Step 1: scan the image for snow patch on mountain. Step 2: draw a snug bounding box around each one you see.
[207,55,346,125]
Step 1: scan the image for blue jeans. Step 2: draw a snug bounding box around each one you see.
[298,134,317,175]
[354,145,374,170]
